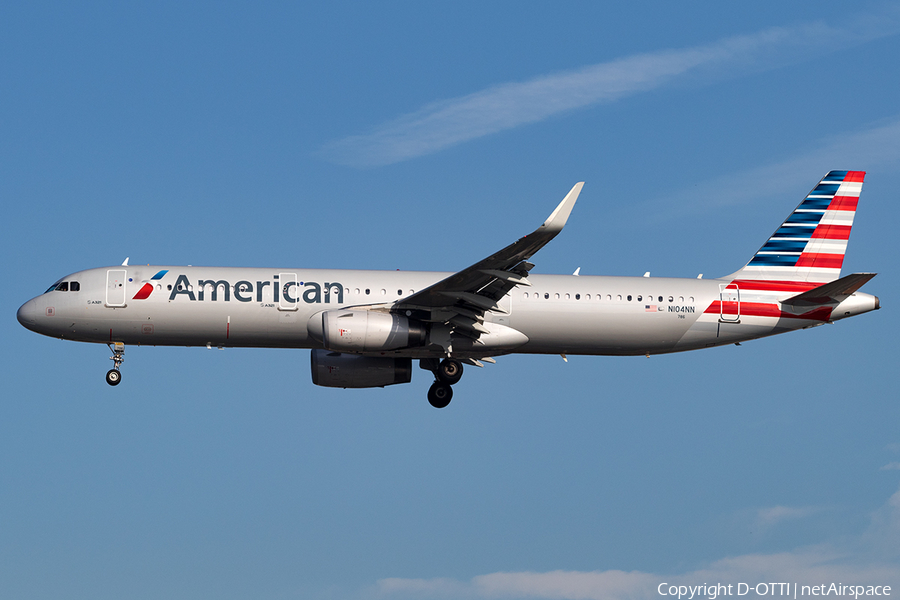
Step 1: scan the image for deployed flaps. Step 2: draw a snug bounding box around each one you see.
[479,269,532,286]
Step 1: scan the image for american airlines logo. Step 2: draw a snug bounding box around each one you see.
[133,273,344,304]
[131,270,169,300]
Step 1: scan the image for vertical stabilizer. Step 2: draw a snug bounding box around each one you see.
[729,170,865,283]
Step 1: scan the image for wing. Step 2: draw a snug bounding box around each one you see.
[395,182,584,342]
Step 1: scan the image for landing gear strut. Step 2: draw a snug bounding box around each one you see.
[425,358,463,408]
[106,342,124,386]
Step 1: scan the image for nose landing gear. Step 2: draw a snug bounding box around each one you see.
[106,342,124,386]
[424,358,463,408]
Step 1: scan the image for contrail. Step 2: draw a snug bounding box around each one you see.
[320,10,899,167]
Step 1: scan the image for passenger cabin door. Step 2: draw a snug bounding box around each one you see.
[106,269,127,307]
[718,283,740,323]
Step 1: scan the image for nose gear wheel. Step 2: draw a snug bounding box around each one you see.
[106,342,125,386]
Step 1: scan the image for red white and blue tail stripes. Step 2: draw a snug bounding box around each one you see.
[735,170,865,284]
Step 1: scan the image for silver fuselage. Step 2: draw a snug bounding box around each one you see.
[16,265,879,358]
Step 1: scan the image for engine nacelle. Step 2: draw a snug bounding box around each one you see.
[309,310,427,352]
[310,350,412,388]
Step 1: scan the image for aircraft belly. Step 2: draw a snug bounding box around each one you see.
[510,302,695,355]
[673,314,777,351]
[53,297,315,348]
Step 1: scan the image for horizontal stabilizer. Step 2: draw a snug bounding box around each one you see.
[781,272,877,306]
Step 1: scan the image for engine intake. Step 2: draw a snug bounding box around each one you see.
[309,310,427,352]
[310,350,412,388]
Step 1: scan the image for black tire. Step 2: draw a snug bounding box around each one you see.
[437,359,463,385]
[427,382,453,408]
[106,369,122,386]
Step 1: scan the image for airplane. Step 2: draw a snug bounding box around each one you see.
[17,171,879,408]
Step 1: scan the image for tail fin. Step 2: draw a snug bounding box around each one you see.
[729,170,865,283]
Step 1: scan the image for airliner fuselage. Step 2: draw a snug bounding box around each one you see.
[16,266,877,356]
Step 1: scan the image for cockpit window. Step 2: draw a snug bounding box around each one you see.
[45,280,79,293]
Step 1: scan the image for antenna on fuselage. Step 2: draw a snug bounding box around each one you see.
[121,257,130,266]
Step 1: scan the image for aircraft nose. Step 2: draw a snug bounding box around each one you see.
[17,299,38,328]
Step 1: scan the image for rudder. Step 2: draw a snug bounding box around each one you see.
[729,170,865,284]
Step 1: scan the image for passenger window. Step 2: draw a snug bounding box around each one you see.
[689,296,694,302]
[70,281,80,292]
[554,293,560,299]
[637,295,642,301]
[55,282,69,292]
[523,292,529,299]
[365,289,370,295]
[617,295,622,301]
[586,294,591,300]
[627,295,632,301]
[658,296,663,302]
[668,296,674,302]
[679,296,684,303]
[565,293,570,300]
[575,294,580,300]
[544,293,549,299]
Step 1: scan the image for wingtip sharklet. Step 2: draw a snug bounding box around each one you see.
[541,182,584,232]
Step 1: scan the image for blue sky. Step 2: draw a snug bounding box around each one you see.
[2,2,899,599]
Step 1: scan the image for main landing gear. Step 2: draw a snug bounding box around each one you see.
[106,342,124,386]
[425,358,464,409]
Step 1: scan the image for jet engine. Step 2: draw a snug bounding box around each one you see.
[310,350,412,388]
[308,310,427,352]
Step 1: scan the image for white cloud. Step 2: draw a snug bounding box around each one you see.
[372,553,899,600]
[882,462,900,471]
[369,485,900,600]
[644,116,900,220]
[754,505,822,528]
[321,10,900,167]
